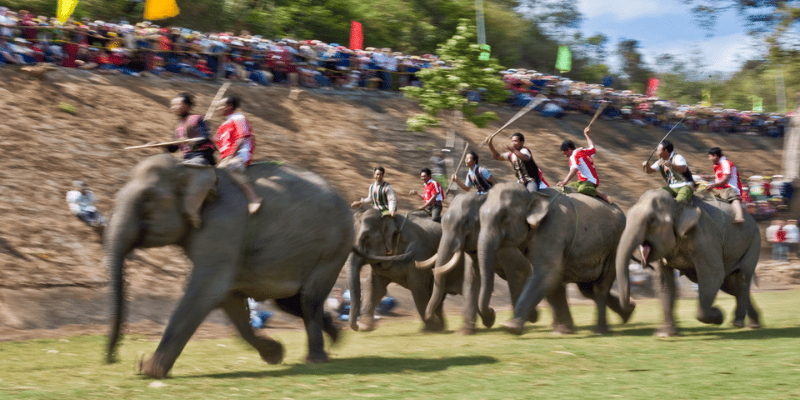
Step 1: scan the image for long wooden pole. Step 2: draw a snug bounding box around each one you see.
[445,142,470,196]
[204,82,231,121]
[125,137,204,150]
[586,101,608,130]
[479,94,547,148]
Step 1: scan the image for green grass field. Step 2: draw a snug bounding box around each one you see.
[2,290,799,400]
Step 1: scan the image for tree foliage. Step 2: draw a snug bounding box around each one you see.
[402,19,507,132]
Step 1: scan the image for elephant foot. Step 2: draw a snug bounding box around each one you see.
[257,339,285,365]
[698,307,724,325]
[502,318,525,335]
[551,324,575,335]
[527,308,539,324]
[356,320,376,332]
[619,304,636,324]
[139,354,168,379]
[480,308,496,329]
[654,325,678,338]
[732,319,745,328]
[748,321,762,329]
[593,325,611,335]
[305,352,330,364]
[459,323,477,335]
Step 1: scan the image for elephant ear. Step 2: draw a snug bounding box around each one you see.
[382,214,400,254]
[675,205,701,237]
[525,191,551,229]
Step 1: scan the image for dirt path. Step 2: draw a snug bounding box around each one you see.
[0,67,797,341]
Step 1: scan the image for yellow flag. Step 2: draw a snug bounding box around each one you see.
[144,0,180,20]
[57,0,79,23]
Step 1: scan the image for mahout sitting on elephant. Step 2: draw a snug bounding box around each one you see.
[477,183,634,335]
[105,154,353,378]
[615,189,761,337]
[347,207,445,332]
[422,191,535,335]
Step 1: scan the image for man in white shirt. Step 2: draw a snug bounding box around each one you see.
[66,181,105,227]
[642,140,695,204]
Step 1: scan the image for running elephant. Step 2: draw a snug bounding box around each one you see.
[105,154,353,378]
[347,208,444,332]
[422,191,533,334]
[615,189,761,336]
[477,183,634,335]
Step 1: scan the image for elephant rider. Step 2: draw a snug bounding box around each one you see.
[451,151,497,195]
[698,147,745,223]
[488,132,548,192]
[168,92,217,229]
[641,139,695,204]
[215,95,263,215]
[350,165,397,217]
[557,127,612,204]
[410,167,443,222]
[167,92,216,166]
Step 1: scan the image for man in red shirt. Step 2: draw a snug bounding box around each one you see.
[557,127,611,204]
[698,147,745,223]
[410,167,443,222]
[215,96,262,214]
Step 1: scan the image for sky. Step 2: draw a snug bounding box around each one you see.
[577,0,765,74]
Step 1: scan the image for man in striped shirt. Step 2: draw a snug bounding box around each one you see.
[557,127,612,204]
[698,147,745,223]
[351,166,397,217]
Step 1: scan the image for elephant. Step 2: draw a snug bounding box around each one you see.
[105,154,353,378]
[615,189,761,337]
[422,191,534,335]
[347,208,445,332]
[477,183,634,335]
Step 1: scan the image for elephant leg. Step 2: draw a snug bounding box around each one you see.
[461,255,479,335]
[497,247,535,324]
[359,272,389,332]
[504,257,561,335]
[655,263,679,337]
[409,269,442,332]
[547,283,575,334]
[720,271,761,329]
[576,281,610,334]
[140,267,234,378]
[221,294,284,365]
[691,254,725,326]
[274,293,336,363]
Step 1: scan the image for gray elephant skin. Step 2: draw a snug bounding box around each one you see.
[424,191,534,334]
[347,208,446,332]
[615,189,761,336]
[477,183,634,335]
[105,154,353,378]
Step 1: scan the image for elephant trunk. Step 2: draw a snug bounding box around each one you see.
[615,224,645,311]
[424,250,462,321]
[104,198,140,363]
[476,229,499,321]
[345,252,363,331]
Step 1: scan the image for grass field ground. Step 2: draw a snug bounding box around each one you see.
[2,290,799,399]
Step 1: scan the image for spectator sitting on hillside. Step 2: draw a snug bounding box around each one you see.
[784,219,799,261]
[766,220,789,262]
[66,181,105,228]
[0,36,25,65]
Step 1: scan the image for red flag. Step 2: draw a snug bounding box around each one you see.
[646,77,659,97]
[350,21,363,50]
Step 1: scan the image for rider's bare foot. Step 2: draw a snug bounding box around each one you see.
[599,193,613,205]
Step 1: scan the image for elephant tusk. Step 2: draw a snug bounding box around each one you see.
[639,244,650,265]
[432,251,462,276]
[415,253,437,269]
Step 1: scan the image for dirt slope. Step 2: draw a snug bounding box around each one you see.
[0,68,794,338]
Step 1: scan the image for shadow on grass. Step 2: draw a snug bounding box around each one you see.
[195,355,498,379]
[611,325,800,340]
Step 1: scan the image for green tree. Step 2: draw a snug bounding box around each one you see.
[402,19,507,132]
[616,39,653,92]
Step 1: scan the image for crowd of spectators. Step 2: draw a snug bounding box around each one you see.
[498,69,789,138]
[0,6,790,137]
